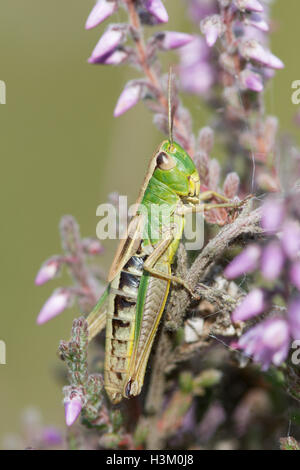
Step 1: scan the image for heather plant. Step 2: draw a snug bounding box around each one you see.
[33,0,300,450]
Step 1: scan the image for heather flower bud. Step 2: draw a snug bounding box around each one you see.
[113,82,142,117]
[82,238,104,255]
[88,48,128,65]
[200,15,224,47]
[234,0,264,12]
[179,36,215,96]
[290,262,300,291]
[261,199,284,233]
[240,68,263,92]
[198,126,214,154]
[223,172,240,199]
[35,257,61,286]
[288,297,300,340]
[246,13,269,32]
[282,221,300,260]
[224,245,261,279]
[238,318,290,370]
[89,25,126,63]
[102,49,128,65]
[261,241,285,281]
[36,288,73,325]
[239,39,284,69]
[232,288,267,322]
[64,396,83,427]
[155,31,194,50]
[144,0,169,24]
[85,0,118,30]
[42,427,63,446]
[187,0,218,22]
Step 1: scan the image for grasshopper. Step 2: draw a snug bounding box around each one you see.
[87,76,241,404]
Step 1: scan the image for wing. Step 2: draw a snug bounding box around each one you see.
[107,142,165,283]
[86,286,110,341]
[107,213,145,282]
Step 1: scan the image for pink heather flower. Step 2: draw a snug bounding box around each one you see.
[89,26,125,62]
[35,257,60,286]
[36,289,72,325]
[187,0,218,22]
[42,427,63,446]
[232,288,266,322]
[246,13,269,32]
[261,199,284,233]
[102,49,128,65]
[64,397,83,427]
[238,318,290,370]
[200,15,223,47]
[261,241,285,281]
[82,238,104,255]
[240,68,263,92]
[290,262,300,290]
[157,31,194,50]
[144,0,169,24]
[197,402,226,443]
[224,245,261,279]
[180,61,214,96]
[234,0,264,12]
[89,48,128,65]
[288,297,300,340]
[281,221,300,260]
[113,82,142,117]
[180,36,209,67]
[85,0,118,30]
[239,39,284,69]
[179,37,215,96]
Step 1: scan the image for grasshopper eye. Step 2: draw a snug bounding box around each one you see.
[156,151,175,170]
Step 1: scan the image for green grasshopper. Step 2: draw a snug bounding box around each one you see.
[87,77,241,405]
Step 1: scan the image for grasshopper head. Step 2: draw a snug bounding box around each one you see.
[153,140,200,199]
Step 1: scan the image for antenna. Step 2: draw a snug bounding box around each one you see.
[168,66,174,146]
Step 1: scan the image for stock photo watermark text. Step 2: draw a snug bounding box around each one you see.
[0,80,6,104]
[95,196,205,251]
[0,340,6,365]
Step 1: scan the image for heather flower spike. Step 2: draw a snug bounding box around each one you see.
[85,0,118,30]
[239,39,284,69]
[36,289,72,325]
[89,25,126,63]
[232,288,266,322]
[224,245,261,279]
[144,0,169,24]
[35,257,60,286]
[156,31,194,51]
[201,15,223,47]
[64,396,83,427]
[113,82,142,117]
[238,318,290,370]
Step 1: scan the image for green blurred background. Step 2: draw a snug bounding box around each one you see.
[0,0,299,447]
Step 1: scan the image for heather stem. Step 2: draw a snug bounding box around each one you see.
[124,0,194,155]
